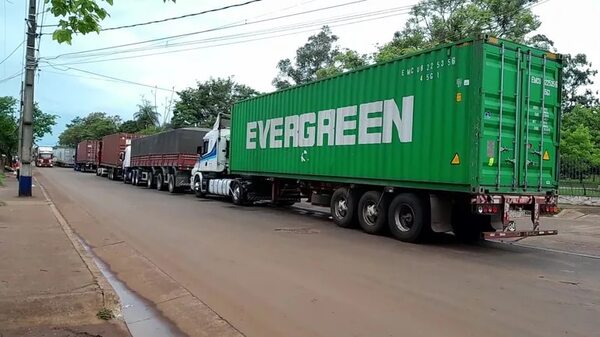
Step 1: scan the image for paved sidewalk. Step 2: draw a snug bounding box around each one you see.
[0,174,130,336]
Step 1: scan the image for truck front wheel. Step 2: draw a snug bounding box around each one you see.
[194,176,206,198]
[387,193,431,243]
[330,188,359,228]
[358,191,390,234]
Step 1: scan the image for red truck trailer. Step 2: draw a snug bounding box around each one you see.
[75,140,100,173]
[99,133,142,180]
[123,128,209,192]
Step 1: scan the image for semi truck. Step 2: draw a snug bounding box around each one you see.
[123,128,210,192]
[33,146,54,167]
[53,147,76,167]
[75,140,100,172]
[190,35,562,242]
[99,133,141,180]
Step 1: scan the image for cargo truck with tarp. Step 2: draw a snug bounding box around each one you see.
[99,133,142,180]
[123,128,210,192]
[75,140,100,172]
[190,35,562,242]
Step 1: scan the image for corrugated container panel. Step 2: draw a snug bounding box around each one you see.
[53,147,75,165]
[230,36,561,194]
[76,140,99,164]
[100,133,142,167]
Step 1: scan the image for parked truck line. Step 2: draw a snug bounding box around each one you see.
[75,35,561,243]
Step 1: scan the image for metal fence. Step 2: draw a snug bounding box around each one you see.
[559,158,600,197]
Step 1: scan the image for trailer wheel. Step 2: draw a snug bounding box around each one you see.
[358,191,390,234]
[167,174,177,194]
[156,173,165,191]
[330,187,359,228]
[193,176,206,198]
[387,193,431,243]
[230,181,246,205]
[108,169,114,180]
[146,172,154,189]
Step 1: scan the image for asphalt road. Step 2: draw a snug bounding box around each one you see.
[38,167,600,337]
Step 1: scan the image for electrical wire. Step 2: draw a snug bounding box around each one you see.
[0,70,24,84]
[0,40,25,66]
[101,0,263,31]
[41,0,367,60]
[42,61,175,92]
[47,5,408,62]
[40,9,410,68]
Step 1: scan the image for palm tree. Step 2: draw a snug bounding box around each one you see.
[134,98,160,129]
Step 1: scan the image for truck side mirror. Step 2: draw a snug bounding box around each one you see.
[197,146,202,154]
[119,152,124,161]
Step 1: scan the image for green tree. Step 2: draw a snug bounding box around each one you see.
[47,0,174,44]
[560,124,600,170]
[316,49,370,79]
[134,98,160,129]
[33,104,58,142]
[0,97,19,157]
[562,54,599,112]
[58,112,120,146]
[0,97,57,155]
[561,105,600,148]
[375,0,540,62]
[272,26,340,89]
[171,77,259,128]
[119,119,142,133]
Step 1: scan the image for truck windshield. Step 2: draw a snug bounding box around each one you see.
[40,153,52,159]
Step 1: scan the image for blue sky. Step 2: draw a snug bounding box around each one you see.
[1,0,598,147]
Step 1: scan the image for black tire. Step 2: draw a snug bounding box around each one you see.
[388,193,431,243]
[357,191,390,234]
[230,181,245,205]
[330,188,359,228]
[155,173,164,191]
[146,172,154,189]
[132,171,138,185]
[167,174,177,194]
[108,169,113,180]
[193,175,206,198]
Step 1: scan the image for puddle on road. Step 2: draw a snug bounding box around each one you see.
[77,238,184,337]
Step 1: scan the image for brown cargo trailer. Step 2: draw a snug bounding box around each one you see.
[99,133,141,180]
[75,140,100,172]
[124,128,209,192]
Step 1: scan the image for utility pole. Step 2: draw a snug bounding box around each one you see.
[19,0,36,197]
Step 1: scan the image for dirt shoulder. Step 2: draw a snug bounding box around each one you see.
[0,173,130,337]
[35,170,242,337]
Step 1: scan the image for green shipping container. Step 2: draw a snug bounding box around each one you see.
[230,35,562,195]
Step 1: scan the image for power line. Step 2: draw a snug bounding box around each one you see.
[41,61,175,92]
[41,0,366,60]
[40,8,410,67]
[47,5,408,62]
[0,40,25,66]
[102,0,263,31]
[0,70,23,84]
